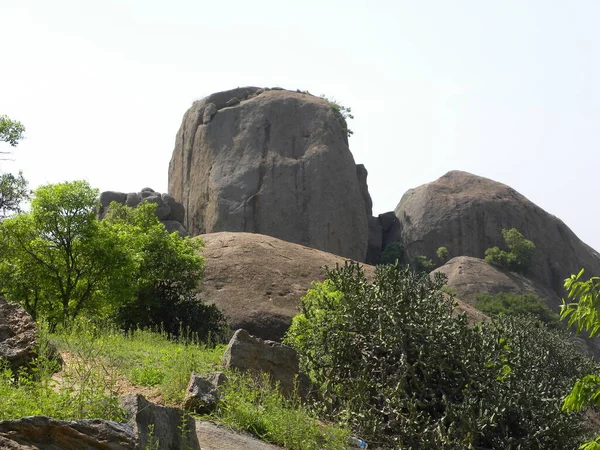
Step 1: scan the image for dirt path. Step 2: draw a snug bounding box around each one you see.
[196,420,284,450]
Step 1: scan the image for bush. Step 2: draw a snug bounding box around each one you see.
[411,254,435,273]
[103,202,228,342]
[436,246,449,260]
[320,96,354,138]
[475,292,560,327]
[285,262,595,449]
[485,228,535,274]
[379,241,404,266]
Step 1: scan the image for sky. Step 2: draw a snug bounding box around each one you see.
[1,0,599,251]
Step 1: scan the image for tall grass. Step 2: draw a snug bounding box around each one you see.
[51,320,225,404]
[216,372,350,450]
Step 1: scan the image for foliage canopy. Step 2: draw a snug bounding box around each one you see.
[0,181,226,341]
[475,292,560,327]
[285,262,595,449]
[485,228,535,274]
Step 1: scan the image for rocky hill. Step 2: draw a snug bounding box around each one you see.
[198,232,485,341]
[168,87,374,262]
[387,170,600,297]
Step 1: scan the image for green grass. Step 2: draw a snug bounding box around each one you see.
[216,372,350,450]
[0,320,352,450]
[0,324,124,421]
[51,320,225,404]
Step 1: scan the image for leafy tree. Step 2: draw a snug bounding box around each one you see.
[0,115,25,151]
[379,241,404,265]
[103,202,227,341]
[411,254,435,273]
[285,262,594,449]
[0,115,29,218]
[485,228,535,274]
[0,171,29,219]
[436,246,449,261]
[475,292,560,327]
[561,269,600,449]
[0,181,133,327]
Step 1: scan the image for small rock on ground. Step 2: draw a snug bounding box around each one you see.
[195,421,282,450]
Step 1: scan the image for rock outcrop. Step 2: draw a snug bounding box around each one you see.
[120,394,200,450]
[392,171,600,297]
[223,329,308,398]
[199,231,489,341]
[98,188,188,236]
[432,256,561,309]
[433,256,600,357]
[0,416,136,449]
[0,297,38,374]
[168,87,369,261]
[183,372,226,414]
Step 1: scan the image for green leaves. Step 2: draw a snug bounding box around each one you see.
[0,115,25,148]
[285,262,595,449]
[485,228,536,274]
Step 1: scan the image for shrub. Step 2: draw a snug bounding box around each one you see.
[475,292,560,327]
[436,246,449,260]
[320,96,354,138]
[216,371,350,450]
[485,228,535,274]
[411,254,435,273]
[285,262,595,449]
[379,241,404,266]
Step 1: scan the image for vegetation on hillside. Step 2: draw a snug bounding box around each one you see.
[285,262,596,449]
[0,180,226,339]
[485,228,535,274]
[475,292,561,327]
[561,269,600,449]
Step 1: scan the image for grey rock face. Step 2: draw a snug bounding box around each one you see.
[432,256,562,308]
[432,256,600,357]
[97,188,188,237]
[168,87,369,261]
[99,191,128,208]
[223,329,308,398]
[0,297,37,374]
[393,171,600,298]
[120,394,200,450]
[0,416,135,449]
[183,372,225,414]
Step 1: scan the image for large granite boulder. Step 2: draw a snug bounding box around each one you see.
[393,171,600,297]
[0,416,135,449]
[0,297,37,374]
[168,87,369,261]
[97,188,188,237]
[223,329,308,398]
[198,232,487,341]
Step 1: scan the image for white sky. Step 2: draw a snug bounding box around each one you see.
[1,0,599,251]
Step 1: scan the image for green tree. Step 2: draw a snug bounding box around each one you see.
[0,172,28,219]
[0,115,25,151]
[285,262,594,449]
[561,269,600,450]
[103,202,226,340]
[475,292,560,327]
[0,181,134,327]
[379,241,404,265]
[485,228,535,274]
[436,246,449,261]
[0,115,29,218]
[411,254,435,273]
